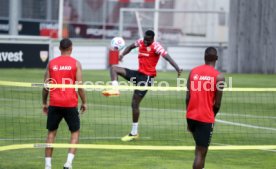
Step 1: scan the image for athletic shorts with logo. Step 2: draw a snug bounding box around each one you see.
[123,68,154,97]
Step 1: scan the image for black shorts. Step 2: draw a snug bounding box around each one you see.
[47,106,80,132]
[123,69,154,97]
[187,118,214,147]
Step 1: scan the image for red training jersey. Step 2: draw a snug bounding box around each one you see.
[48,56,78,107]
[135,39,167,76]
[186,64,220,123]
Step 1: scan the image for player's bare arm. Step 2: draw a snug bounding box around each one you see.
[76,61,87,113]
[119,43,137,61]
[185,72,191,132]
[185,72,191,109]
[42,64,49,114]
[163,54,183,77]
[213,73,225,116]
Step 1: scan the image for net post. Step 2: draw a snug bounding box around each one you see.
[135,11,143,39]
[154,0,160,40]
[58,0,64,40]
[119,8,124,37]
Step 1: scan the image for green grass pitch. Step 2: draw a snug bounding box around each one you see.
[0,69,275,169]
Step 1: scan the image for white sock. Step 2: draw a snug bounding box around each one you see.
[45,157,51,167]
[66,153,75,164]
[112,80,119,86]
[130,123,139,135]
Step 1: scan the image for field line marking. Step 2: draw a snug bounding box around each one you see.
[217,113,276,119]
[213,143,276,153]
[216,119,276,131]
[0,137,151,141]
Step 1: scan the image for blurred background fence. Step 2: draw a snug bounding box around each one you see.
[1,0,276,73]
[0,0,229,72]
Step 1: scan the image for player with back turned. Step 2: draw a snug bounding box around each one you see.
[42,38,87,169]
[186,47,224,169]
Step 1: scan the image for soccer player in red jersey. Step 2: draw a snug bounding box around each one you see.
[103,30,182,141]
[186,47,225,169]
[42,38,87,169]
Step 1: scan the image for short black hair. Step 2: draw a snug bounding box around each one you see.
[204,47,218,62]
[145,30,155,38]
[59,38,72,51]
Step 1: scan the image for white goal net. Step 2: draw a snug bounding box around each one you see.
[119,8,228,44]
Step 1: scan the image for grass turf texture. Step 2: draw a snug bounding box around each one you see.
[0,69,275,169]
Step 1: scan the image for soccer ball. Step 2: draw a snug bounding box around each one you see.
[110,37,125,51]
